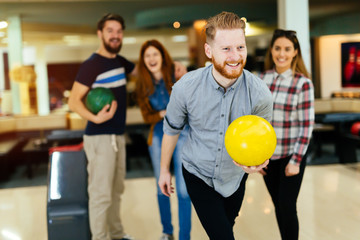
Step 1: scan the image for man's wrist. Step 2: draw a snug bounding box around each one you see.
[160,165,170,174]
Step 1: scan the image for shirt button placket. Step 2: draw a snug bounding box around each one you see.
[215,93,227,180]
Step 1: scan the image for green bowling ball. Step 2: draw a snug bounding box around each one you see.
[85,87,115,114]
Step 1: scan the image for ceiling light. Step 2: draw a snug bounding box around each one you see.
[173,21,180,29]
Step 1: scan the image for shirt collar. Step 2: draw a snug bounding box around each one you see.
[274,68,293,79]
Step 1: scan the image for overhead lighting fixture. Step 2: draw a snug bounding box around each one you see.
[173,21,181,29]
[0,21,8,29]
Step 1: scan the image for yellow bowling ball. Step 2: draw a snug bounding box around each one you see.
[224,115,277,166]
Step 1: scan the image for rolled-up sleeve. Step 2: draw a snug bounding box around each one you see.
[163,80,188,136]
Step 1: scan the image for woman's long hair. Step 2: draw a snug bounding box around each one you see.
[264,29,310,79]
[135,39,175,99]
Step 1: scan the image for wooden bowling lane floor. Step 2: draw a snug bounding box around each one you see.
[0,163,359,240]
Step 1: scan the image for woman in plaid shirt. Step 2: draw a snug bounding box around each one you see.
[260,29,315,240]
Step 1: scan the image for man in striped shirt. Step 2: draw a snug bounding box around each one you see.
[69,13,186,240]
[68,13,135,240]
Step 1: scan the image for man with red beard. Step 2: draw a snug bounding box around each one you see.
[68,13,135,240]
[158,11,273,239]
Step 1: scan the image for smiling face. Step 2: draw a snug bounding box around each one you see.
[143,46,163,75]
[205,29,247,81]
[98,20,124,54]
[271,37,298,74]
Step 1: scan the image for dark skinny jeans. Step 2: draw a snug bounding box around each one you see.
[263,155,306,240]
[182,166,248,240]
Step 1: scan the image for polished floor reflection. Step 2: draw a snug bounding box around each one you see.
[0,163,359,240]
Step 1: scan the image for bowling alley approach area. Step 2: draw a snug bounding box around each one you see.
[0,159,359,239]
[0,117,360,239]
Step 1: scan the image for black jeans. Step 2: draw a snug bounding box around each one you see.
[182,166,248,240]
[263,156,306,240]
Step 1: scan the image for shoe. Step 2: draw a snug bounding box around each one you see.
[113,234,134,240]
[159,233,174,240]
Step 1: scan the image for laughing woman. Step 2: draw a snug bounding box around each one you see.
[260,29,315,240]
[135,39,191,240]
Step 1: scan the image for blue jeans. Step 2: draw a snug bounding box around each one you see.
[148,123,192,240]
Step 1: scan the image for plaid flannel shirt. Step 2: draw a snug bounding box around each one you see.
[261,69,314,165]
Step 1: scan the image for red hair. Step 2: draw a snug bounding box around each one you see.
[136,39,174,99]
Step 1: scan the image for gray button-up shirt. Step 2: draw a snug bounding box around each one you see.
[164,65,273,197]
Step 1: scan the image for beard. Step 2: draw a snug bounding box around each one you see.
[103,37,122,54]
[212,57,246,80]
